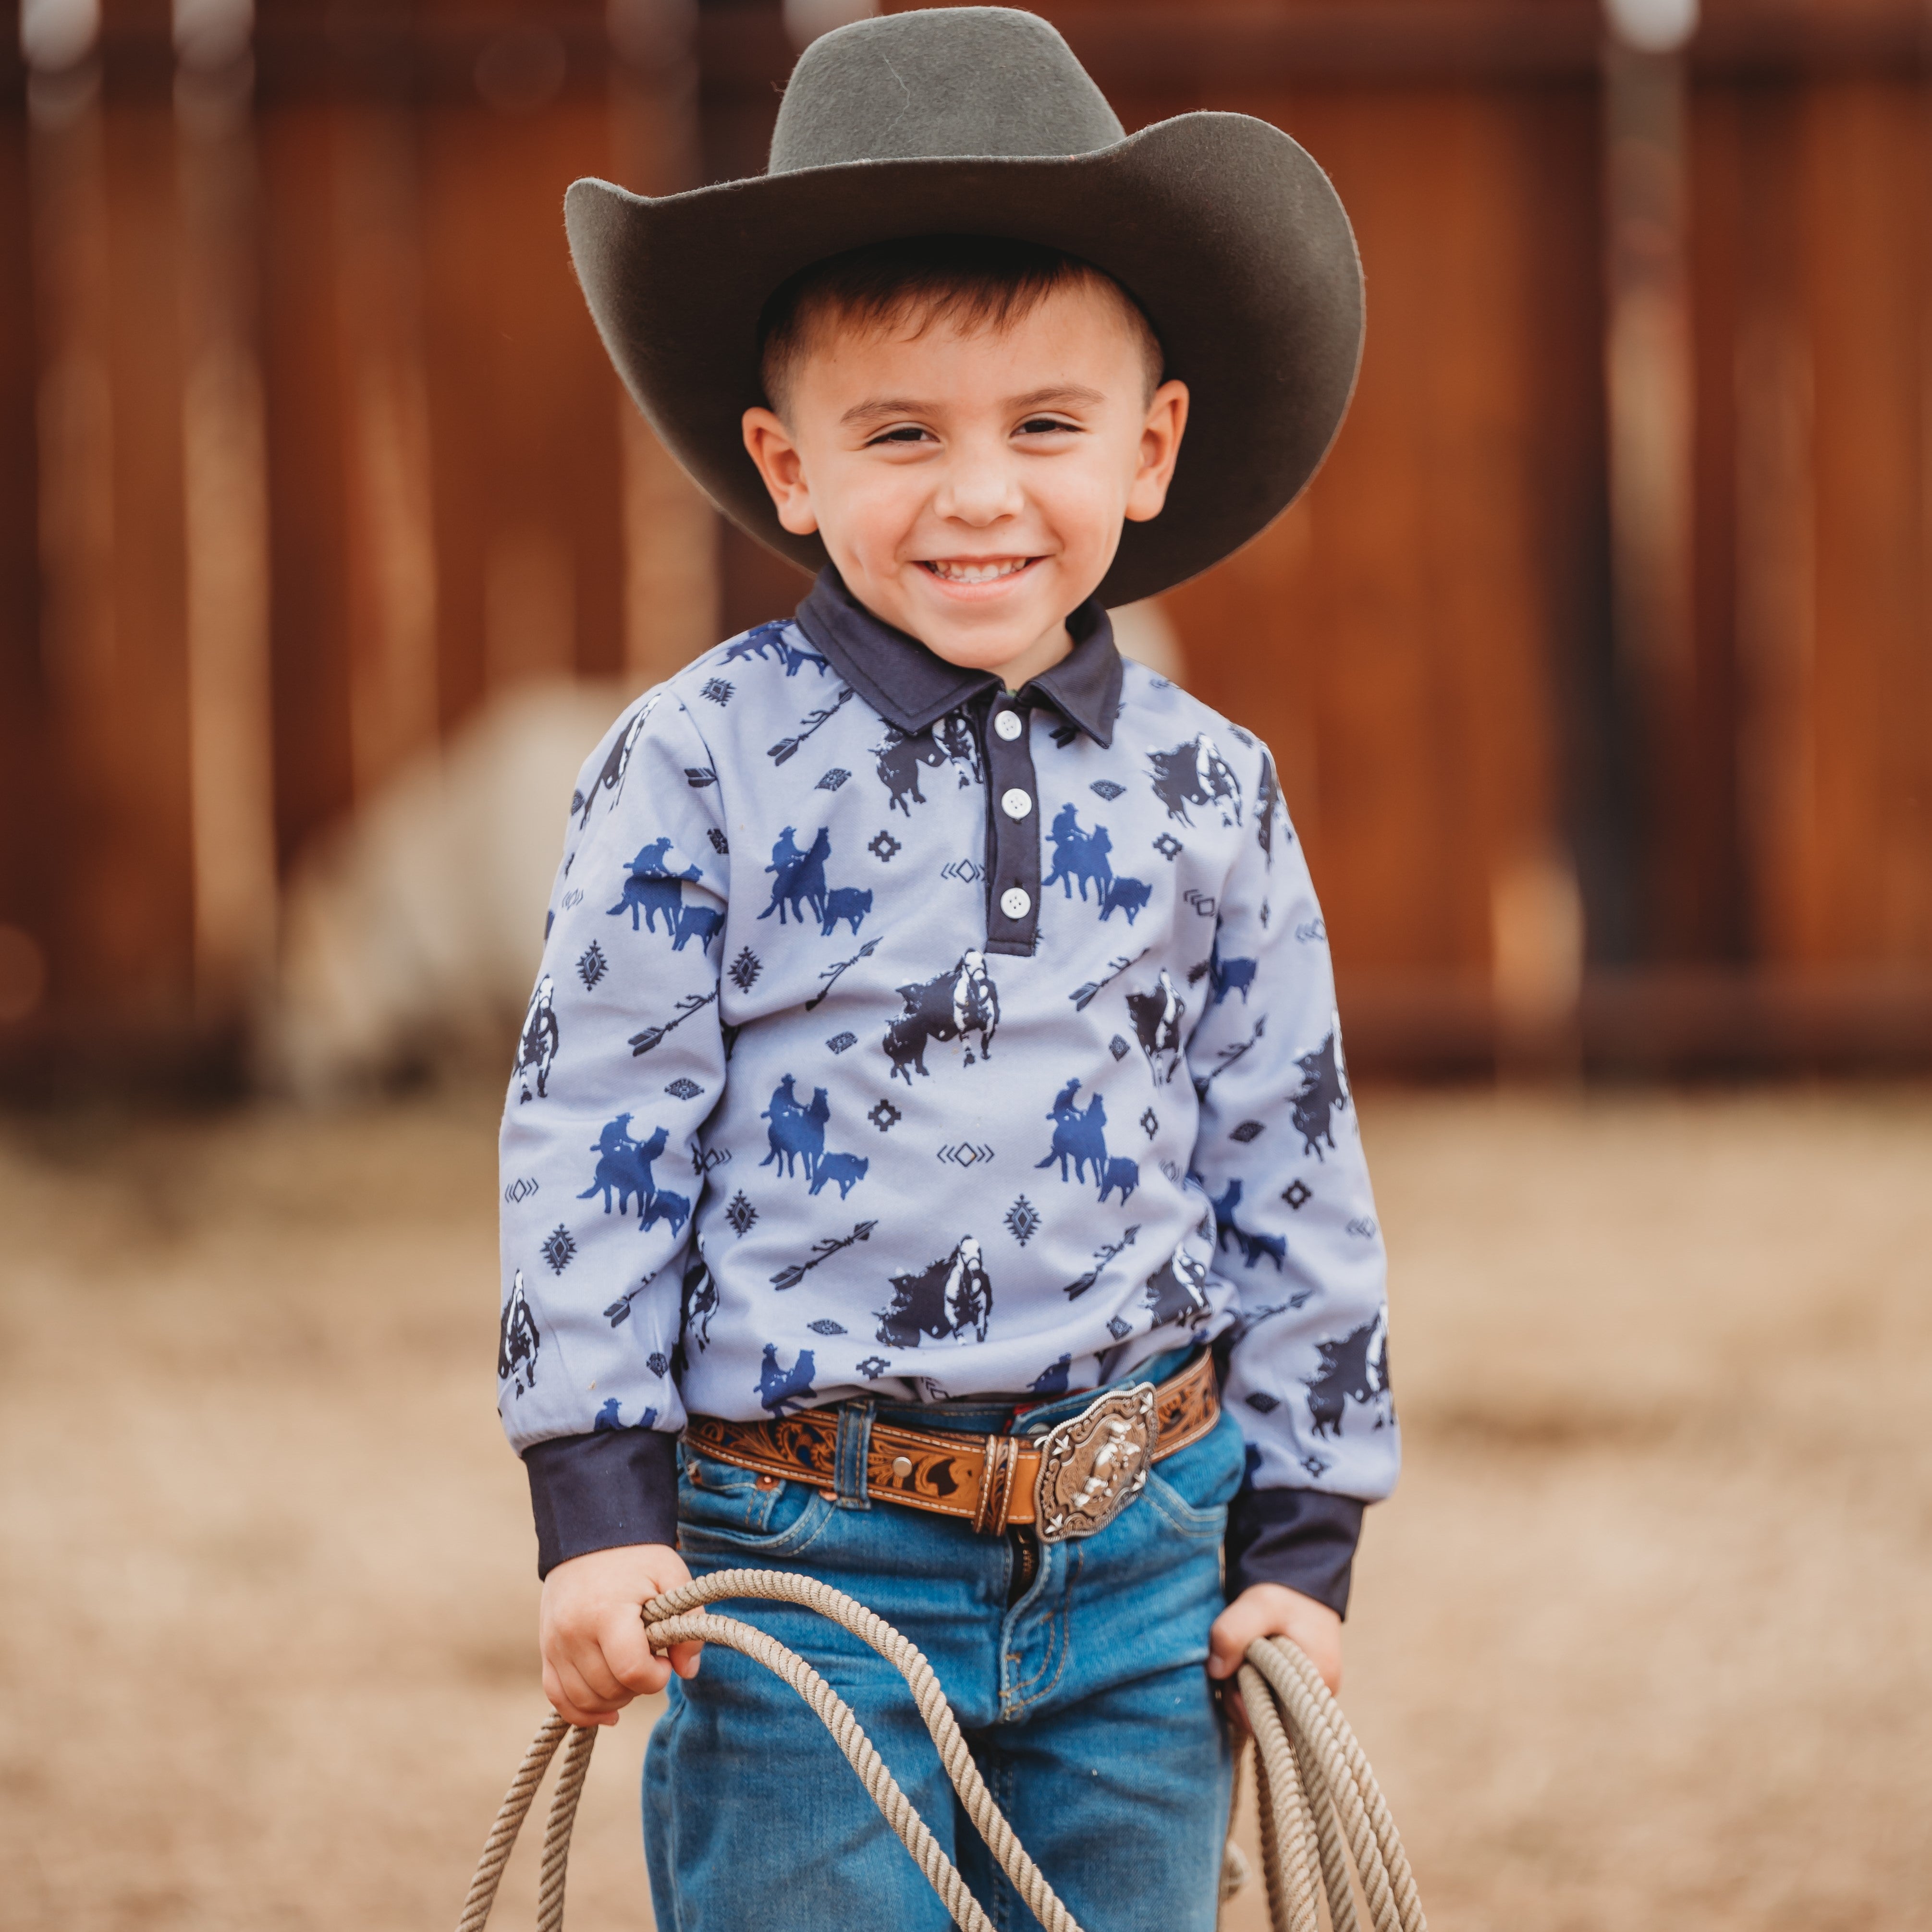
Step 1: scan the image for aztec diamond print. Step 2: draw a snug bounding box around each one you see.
[1004,1196,1041,1245]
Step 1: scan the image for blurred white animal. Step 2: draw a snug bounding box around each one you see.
[1111,597,1186,685]
[265,679,629,1096]
[264,602,1185,1096]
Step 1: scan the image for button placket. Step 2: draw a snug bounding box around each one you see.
[981,697,1041,955]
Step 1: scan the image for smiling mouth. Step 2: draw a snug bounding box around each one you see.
[919,557,1037,584]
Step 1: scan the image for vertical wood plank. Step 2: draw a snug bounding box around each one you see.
[1725,80,1820,970]
[0,89,49,1003]
[177,58,278,1020]
[331,96,440,802]
[417,92,627,717]
[1798,78,1932,964]
[612,15,720,685]
[1162,83,1568,989]
[257,99,356,872]
[101,92,195,1013]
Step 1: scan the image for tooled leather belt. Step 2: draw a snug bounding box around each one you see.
[683,1349,1220,1542]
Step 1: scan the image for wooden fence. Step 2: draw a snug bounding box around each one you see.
[0,0,1928,1091]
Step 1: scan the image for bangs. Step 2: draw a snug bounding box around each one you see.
[758,235,1163,415]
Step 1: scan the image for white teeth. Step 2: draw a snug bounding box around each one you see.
[927,558,1028,583]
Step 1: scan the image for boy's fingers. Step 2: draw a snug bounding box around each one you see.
[1205,1609,1256,1679]
[564,1638,634,1708]
[666,1639,703,1680]
[543,1662,621,1729]
[1220,1682,1253,1738]
[600,1611,672,1696]
[556,1654,630,1718]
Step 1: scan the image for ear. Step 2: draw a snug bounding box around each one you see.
[741,408,819,535]
[1124,379,1190,524]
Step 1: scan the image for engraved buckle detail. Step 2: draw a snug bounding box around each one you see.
[1032,1383,1156,1542]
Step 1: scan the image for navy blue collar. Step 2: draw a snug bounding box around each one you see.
[792,568,1122,748]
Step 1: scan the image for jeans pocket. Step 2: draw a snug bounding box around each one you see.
[676,1445,835,1561]
[1143,1410,1247,1537]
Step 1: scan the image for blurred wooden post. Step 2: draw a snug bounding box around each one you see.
[1730,86,1815,964]
[1602,0,1698,952]
[330,23,439,801]
[609,0,719,687]
[24,15,121,1016]
[175,0,277,1023]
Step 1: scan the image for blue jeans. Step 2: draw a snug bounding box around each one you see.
[643,1359,1245,1931]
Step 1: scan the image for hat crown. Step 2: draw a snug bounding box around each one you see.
[769,7,1125,175]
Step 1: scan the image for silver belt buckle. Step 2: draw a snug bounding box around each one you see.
[1033,1382,1156,1542]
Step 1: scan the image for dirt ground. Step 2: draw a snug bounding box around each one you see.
[1,1082,1927,1932]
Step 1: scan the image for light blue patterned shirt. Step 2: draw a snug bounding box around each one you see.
[499,571,1395,1604]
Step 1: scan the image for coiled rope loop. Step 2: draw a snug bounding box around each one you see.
[455,1567,1427,1932]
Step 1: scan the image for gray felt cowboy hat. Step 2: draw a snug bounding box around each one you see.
[564,5,1364,606]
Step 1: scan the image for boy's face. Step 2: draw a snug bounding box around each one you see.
[741,281,1188,685]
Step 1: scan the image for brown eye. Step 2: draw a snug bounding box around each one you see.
[1018,416,1076,436]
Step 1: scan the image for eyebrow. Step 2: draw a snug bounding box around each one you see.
[838,383,1110,428]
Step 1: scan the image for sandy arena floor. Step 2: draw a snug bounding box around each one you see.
[1,1083,1928,1931]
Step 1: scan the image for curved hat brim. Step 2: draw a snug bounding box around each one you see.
[566,112,1363,607]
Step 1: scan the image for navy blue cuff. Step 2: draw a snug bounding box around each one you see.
[1224,1487,1367,1618]
[523,1428,681,1580]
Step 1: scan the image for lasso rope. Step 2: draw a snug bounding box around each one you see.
[455,1568,1427,1932]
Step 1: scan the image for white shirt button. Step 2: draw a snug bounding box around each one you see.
[1000,788,1033,820]
[993,709,1023,741]
[1000,887,1031,920]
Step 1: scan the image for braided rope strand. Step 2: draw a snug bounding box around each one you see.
[454,1711,570,1932]
[649,1570,1083,1931]
[452,1569,1428,1932]
[1239,1662,1321,1932]
[534,1718,596,1932]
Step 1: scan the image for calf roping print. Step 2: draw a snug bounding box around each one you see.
[1147,732,1243,827]
[574,696,656,826]
[760,827,832,926]
[1206,933,1258,1006]
[498,1270,540,1397]
[760,1077,869,1197]
[758,1343,819,1415]
[1125,971,1186,1082]
[514,974,559,1102]
[876,1236,993,1348]
[884,950,1001,1083]
[1291,1026,1351,1158]
[609,838,705,936]
[1144,1248,1211,1328]
[874,717,980,815]
[1043,804,1154,923]
[1039,1079,1108,1185]
[819,887,872,936]
[1210,1178,1285,1271]
[577,1114,670,1221]
[1303,1312,1391,1437]
[1037,1080,1144,1203]
[722,619,826,677]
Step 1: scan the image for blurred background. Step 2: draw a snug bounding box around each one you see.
[1,0,1929,1092]
[0,2,1927,1929]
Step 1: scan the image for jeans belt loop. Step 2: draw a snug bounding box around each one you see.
[833,1399,875,1509]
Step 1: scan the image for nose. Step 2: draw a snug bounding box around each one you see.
[932,448,1024,528]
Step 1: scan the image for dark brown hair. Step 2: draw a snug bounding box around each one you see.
[757,234,1164,418]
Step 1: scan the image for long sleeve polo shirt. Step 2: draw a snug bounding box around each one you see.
[500,570,1397,1613]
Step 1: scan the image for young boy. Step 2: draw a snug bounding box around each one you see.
[500,11,1394,1927]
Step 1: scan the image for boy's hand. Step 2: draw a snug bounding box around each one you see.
[1208,1582,1343,1724]
[538,1543,702,1727]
